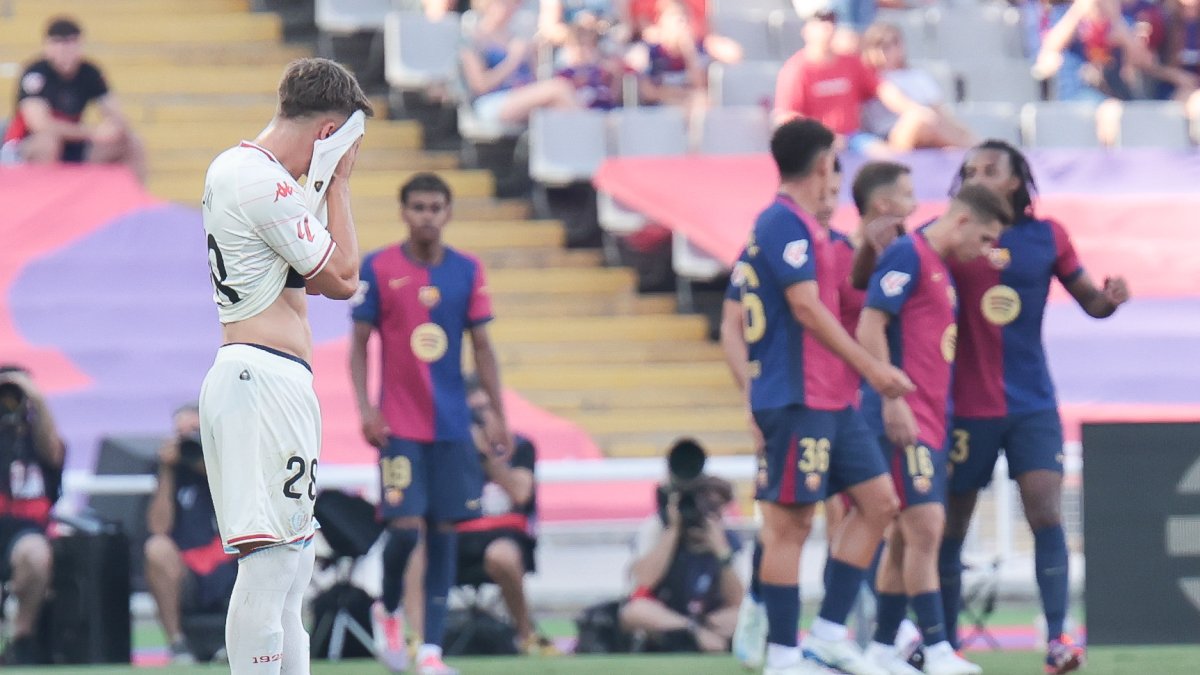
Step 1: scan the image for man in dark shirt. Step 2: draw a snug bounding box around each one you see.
[144,404,238,664]
[0,17,145,181]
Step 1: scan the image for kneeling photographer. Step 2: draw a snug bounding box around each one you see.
[620,439,743,653]
[0,365,65,665]
[144,403,237,664]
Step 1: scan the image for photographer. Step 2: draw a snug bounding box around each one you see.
[144,403,237,664]
[620,439,743,653]
[0,365,65,666]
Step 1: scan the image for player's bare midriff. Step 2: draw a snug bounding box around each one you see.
[221,288,313,363]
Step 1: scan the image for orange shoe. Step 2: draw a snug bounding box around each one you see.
[1045,634,1084,674]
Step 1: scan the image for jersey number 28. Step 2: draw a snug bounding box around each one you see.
[283,456,317,501]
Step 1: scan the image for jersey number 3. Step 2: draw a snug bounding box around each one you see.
[207,234,240,304]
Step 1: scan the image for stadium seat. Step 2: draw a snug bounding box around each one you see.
[771,13,804,60]
[314,0,391,58]
[957,58,1040,105]
[698,106,771,155]
[1021,101,1100,148]
[707,61,781,108]
[951,102,1022,146]
[528,108,609,186]
[384,11,462,92]
[672,232,725,284]
[710,13,774,62]
[927,2,1025,62]
[1116,101,1192,149]
[598,106,688,235]
[909,59,959,104]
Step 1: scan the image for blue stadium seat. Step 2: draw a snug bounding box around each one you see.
[384,11,462,92]
[529,108,609,186]
[1021,101,1100,148]
[1116,101,1193,149]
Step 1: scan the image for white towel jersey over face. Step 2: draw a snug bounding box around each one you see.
[201,141,336,323]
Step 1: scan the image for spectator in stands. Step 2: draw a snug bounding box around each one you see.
[0,17,145,182]
[539,0,622,45]
[1032,0,1152,102]
[620,439,742,654]
[461,0,580,125]
[859,21,976,151]
[773,1,938,156]
[144,403,237,665]
[555,14,624,110]
[1163,0,1200,115]
[0,365,65,666]
[627,0,709,42]
[625,0,741,110]
[394,0,461,21]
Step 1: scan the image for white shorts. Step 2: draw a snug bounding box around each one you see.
[199,343,321,553]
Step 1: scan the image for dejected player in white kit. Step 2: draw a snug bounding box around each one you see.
[198,58,372,674]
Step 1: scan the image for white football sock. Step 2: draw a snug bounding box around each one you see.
[226,545,301,674]
[281,541,315,675]
[766,643,800,668]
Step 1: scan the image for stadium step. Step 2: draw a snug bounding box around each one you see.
[496,339,723,367]
[491,293,677,319]
[150,148,458,174]
[524,386,741,412]
[6,0,249,15]
[137,121,422,154]
[489,315,708,344]
[504,363,732,390]
[0,13,280,47]
[486,268,634,295]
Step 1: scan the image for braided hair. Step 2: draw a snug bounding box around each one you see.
[949,139,1038,219]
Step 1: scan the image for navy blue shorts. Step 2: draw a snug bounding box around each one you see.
[378,438,484,523]
[948,409,1065,494]
[754,405,888,506]
[879,437,949,509]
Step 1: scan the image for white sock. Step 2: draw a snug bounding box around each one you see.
[417,643,443,662]
[766,643,800,668]
[226,545,301,675]
[809,617,848,642]
[280,542,315,675]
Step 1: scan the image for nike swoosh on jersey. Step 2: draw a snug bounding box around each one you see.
[389,276,411,289]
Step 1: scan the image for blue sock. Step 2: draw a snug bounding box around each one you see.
[1034,525,1069,640]
[938,536,964,649]
[423,525,459,647]
[761,583,801,647]
[872,593,907,645]
[750,537,764,603]
[911,591,948,646]
[818,559,867,626]
[381,526,420,612]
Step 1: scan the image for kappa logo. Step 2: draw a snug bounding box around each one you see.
[880,270,912,297]
[274,182,295,202]
[783,240,809,268]
[313,180,325,193]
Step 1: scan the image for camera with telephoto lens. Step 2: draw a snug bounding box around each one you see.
[655,438,729,530]
[178,431,205,465]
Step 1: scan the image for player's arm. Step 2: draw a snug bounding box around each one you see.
[470,323,510,455]
[785,282,912,398]
[306,141,362,299]
[850,216,906,290]
[630,512,681,590]
[1065,271,1129,318]
[719,297,748,393]
[1051,220,1130,318]
[18,97,90,140]
[857,308,918,447]
[349,320,389,448]
[876,79,926,116]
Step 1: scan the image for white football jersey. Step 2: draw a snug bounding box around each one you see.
[201,141,336,323]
